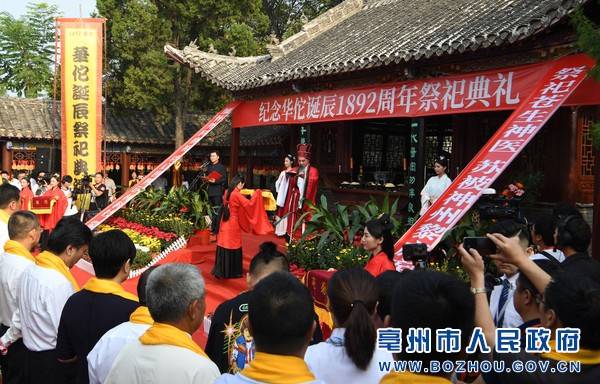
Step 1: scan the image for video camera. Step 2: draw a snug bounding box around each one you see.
[402,243,429,269]
[476,194,521,220]
[73,175,93,195]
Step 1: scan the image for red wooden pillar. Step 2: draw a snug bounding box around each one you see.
[1,144,12,173]
[230,127,240,183]
[121,153,130,188]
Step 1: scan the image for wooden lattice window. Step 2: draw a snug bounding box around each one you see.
[363,133,384,168]
[580,111,595,178]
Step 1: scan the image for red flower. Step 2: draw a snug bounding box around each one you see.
[179,206,189,213]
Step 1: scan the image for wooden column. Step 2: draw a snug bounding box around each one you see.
[1,144,12,173]
[121,153,130,188]
[566,107,580,202]
[230,127,240,183]
[593,146,600,262]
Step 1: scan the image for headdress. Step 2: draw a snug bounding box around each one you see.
[296,143,312,159]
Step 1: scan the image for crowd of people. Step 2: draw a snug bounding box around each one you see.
[0,164,598,383]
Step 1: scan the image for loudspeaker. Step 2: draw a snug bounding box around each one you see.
[36,148,51,173]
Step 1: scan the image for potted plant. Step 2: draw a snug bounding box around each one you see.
[188,190,213,245]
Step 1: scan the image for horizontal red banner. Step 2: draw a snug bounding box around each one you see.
[231,55,597,128]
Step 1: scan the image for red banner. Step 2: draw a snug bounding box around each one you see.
[231,55,598,128]
[85,101,241,230]
[393,54,594,267]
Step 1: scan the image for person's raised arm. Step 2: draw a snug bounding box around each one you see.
[458,244,496,348]
[487,233,552,294]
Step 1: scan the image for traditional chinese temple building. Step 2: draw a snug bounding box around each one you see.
[0,97,286,188]
[166,0,600,257]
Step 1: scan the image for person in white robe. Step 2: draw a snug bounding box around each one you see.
[105,264,219,384]
[419,156,452,216]
[274,154,294,237]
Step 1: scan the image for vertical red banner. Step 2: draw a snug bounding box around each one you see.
[394,54,595,268]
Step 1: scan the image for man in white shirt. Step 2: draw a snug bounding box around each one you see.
[9,171,26,191]
[106,264,219,384]
[87,267,156,384]
[18,217,92,384]
[0,211,41,384]
[530,214,565,264]
[103,172,117,202]
[0,184,21,251]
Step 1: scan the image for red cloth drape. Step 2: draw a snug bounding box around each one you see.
[217,189,273,250]
[20,187,34,210]
[38,187,68,231]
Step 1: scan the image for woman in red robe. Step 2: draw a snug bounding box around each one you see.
[213,174,273,279]
[39,175,69,231]
[362,214,396,277]
[20,178,34,210]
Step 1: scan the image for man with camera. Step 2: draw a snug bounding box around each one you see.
[90,172,108,211]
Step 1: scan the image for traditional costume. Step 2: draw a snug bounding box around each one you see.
[38,186,68,231]
[419,173,452,216]
[56,277,139,384]
[214,188,273,278]
[87,306,153,384]
[105,323,220,384]
[19,186,34,211]
[364,251,396,277]
[281,144,319,241]
[274,167,292,237]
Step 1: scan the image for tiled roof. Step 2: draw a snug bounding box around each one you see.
[0,97,285,146]
[165,0,587,91]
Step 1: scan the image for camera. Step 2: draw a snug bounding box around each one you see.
[477,194,521,220]
[73,175,93,195]
[403,243,429,268]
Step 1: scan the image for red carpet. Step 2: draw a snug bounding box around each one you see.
[72,232,286,348]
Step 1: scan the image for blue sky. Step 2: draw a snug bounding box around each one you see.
[1,0,97,18]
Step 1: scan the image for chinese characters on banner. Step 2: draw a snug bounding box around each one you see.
[84,102,241,230]
[393,55,594,266]
[232,61,554,127]
[406,119,423,226]
[59,18,104,178]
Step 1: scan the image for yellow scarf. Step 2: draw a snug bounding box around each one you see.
[241,352,316,384]
[36,251,79,291]
[139,322,208,358]
[0,210,9,224]
[541,340,600,365]
[380,372,453,383]
[83,277,139,302]
[129,306,153,325]
[4,240,35,262]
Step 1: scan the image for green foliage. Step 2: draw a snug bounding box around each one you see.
[441,209,488,260]
[572,4,600,149]
[264,0,343,39]
[120,209,195,238]
[132,249,153,270]
[97,0,269,144]
[287,237,369,270]
[0,2,61,97]
[296,194,404,251]
[130,186,212,230]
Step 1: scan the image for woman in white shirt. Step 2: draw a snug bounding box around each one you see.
[420,155,452,216]
[274,154,295,237]
[61,175,78,216]
[304,268,393,383]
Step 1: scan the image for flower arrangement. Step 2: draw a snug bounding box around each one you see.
[501,182,525,199]
[119,209,194,239]
[107,217,178,243]
[287,238,369,271]
[97,225,162,253]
